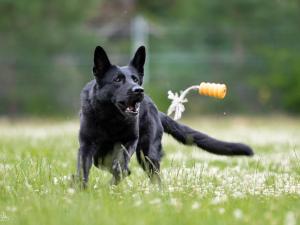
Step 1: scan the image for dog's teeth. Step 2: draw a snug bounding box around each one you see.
[124,104,140,114]
[126,106,135,112]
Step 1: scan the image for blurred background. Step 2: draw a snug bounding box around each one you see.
[1,0,300,118]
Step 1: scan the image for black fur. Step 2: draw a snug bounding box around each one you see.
[77,46,254,187]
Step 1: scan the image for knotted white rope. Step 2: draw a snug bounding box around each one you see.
[167,85,199,120]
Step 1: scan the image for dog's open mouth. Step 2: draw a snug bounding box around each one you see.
[117,101,140,116]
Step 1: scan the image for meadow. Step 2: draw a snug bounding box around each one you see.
[0,116,299,225]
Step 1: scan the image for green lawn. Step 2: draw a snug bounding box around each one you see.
[0,116,299,225]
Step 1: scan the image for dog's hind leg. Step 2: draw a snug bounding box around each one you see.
[77,145,93,188]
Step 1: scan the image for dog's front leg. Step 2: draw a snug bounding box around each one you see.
[123,139,138,174]
[111,140,138,185]
[77,145,93,188]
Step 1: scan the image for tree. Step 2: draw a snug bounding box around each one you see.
[0,0,99,116]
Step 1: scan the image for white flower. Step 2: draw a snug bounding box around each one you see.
[218,208,225,214]
[67,188,75,195]
[211,194,228,205]
[169,198,181,208]
[232,191,244,199]
[6,206,17,212]
[53,177,58,185]
[149,198,161,205]
[233,209,243,219]
[191,202,200,210]
[285,211,296,225]
[133,200,142,207]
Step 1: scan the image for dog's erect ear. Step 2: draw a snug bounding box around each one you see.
[130,46,146,75]
[93,46,111,77]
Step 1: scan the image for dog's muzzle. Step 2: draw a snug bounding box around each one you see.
[116,93,144,116]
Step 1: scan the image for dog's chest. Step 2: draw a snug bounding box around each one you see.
[93,124,138,146]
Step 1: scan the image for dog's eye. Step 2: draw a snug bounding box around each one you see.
[113,76,122,82]
[132,76,139,83]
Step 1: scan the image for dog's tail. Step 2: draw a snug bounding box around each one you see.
[159,112,253,156]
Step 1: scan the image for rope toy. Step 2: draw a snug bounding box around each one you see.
[167,82,227,120]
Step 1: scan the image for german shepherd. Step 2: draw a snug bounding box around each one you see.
[77,46,253,186]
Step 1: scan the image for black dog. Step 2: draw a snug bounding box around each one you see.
[77,46,253,186]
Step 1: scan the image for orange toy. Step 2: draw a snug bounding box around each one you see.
[167,82,227,120]
[199,82,227,99]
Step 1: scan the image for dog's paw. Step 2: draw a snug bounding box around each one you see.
[70,174,89,190]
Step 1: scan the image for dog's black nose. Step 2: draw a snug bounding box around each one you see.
[132,86,144,94]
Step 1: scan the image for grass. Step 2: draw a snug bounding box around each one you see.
[0,115,299,225]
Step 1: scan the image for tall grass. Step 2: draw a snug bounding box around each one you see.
[0,116,299,225]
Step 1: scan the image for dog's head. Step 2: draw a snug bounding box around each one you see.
[92,46,146,117]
